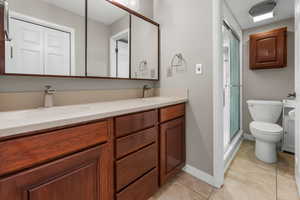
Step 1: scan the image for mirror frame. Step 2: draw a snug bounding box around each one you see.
[0,0,160,81]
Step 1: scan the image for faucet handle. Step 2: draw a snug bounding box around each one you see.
[45,85,56,94]
[143,85,151,90]
[287,92,296,98]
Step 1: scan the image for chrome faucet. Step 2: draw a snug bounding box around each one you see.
[287,92,296,99]
[142,85,152,98]
[44,85,56,108]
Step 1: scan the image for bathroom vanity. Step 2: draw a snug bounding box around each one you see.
[282,99,296,153]
[0,97,187,200]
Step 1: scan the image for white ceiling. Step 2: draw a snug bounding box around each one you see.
[225,0,295,29]
[41,0,127,25]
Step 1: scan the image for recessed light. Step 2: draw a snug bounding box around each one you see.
[253,11,274,22]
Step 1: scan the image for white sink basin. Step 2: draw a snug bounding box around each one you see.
[138,97,171,103]
[2,105,92,121]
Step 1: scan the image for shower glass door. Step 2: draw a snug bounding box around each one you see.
[229,28,240,140]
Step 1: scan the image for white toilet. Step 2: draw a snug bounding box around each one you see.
[247,100,283,163]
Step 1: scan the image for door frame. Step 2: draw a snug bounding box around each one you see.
[8,11,76,75]
[295,0,300,194]
[109,28,130,78]
[213,0,224,188]
[213,0,244,188]
[222,18,244,169]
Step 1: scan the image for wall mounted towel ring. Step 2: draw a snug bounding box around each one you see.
[171,53,184,68]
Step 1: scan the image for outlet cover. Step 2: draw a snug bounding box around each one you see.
[196,64,203,74]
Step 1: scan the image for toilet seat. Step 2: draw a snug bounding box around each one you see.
[250,121,283,135]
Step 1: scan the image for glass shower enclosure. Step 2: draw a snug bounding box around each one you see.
[223,22,241,151]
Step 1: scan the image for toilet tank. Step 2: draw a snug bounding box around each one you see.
[247,100,283,123]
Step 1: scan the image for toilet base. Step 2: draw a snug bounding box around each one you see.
[255,139,278,163]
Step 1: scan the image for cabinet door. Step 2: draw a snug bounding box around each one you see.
[250,27,287,70]
[0,144,113,200]
[160,117,185,185]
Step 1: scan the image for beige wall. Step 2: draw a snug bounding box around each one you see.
[154,0,214,175]
[87,18,111,76]
[0,88,154,111]
[110,15,130,36]
[139,0,154,19]
[243,18,295,134]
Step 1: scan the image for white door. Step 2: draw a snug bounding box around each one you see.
[44,29,71,75]
[116,41,129,78]
[6,18,71,76]
[7,18,44,74]
[295,0,300,193]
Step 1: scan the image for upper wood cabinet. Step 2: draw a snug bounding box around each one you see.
[250,27,287,70]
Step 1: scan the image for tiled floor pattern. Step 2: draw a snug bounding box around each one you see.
[149,141,299,200]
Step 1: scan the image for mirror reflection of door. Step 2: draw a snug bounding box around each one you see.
[5,0,86,77]
[110,29,129,78]
[87,0,130,78]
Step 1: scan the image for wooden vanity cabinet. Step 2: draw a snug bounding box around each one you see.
[250,27,287,70]
[0,103,186,200]
[0,145,112,200]
[159,104,186,185]
[0,120,114,200]
[114,110,159,200]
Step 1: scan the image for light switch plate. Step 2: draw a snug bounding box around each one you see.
[196,64,202,74]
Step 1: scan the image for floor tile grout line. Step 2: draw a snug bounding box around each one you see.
[175,180,213,200]
[206,188,215,200]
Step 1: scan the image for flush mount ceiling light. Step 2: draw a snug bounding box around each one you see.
[253,11,274,22]
[249,0,277,22]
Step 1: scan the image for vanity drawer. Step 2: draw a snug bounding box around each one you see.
[115,110,158,137]
[116,143,157,191]
[0,120,109,176]
[116,169,158,200]
[160,104,185,123]
[116,127,157,159]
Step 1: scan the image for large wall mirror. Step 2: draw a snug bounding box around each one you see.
[1,0,159,80]
[6,0,86,76]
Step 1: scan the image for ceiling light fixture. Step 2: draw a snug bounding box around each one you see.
[253,11,274,22]
[249,0,276,23]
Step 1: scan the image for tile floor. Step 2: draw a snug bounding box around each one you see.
[149,140,299,200]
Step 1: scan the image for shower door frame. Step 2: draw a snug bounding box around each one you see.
[223,20,243,151]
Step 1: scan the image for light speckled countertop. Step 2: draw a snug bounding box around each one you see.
[0,96,187,140]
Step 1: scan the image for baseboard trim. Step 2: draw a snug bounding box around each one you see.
[243,133,255,141]
[296,166,300,196]
[183,164,215,187]
[297,177,300,196]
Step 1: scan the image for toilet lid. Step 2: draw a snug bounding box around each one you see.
[250,122,283,133]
